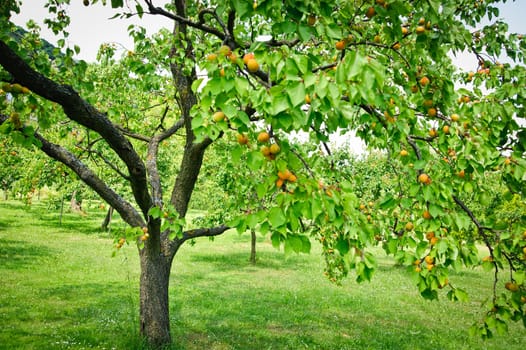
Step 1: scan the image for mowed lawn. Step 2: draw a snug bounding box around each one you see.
[0,201,524,349]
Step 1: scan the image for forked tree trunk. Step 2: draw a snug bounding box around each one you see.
[139,247,173,347]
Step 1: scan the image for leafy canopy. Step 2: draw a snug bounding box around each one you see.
[0,0,525,339]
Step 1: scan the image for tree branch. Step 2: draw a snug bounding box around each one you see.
[1,114,145,228]
[144,0,225,40]
[179,225,230,244]
[0,39,153,218]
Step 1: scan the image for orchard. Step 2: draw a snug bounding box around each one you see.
[0,0,525,348]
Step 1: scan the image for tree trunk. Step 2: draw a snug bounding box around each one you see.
[101,206,113,231]
[139,248,173,348]
[250,229,257,265]
[70,190,82,212]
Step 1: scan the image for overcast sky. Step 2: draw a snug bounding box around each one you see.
[12,0,526,67]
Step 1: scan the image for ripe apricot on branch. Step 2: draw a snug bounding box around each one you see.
[246,58,259,72]
[212,111,226,122]
[427,107,437,117]
[423,99,434,108]
[416,26,426,35]
[335,40,346,50]
[243,52,255,64]
[419,76,430,86]
[236,133,248,145]
[257,131,270,143]
[451,113,460,122]
[228,52,238,63]
[424,255,434,264]
[418,173,431,185]
[269,143,280,155]
[206,53,217,61]
[260,145,271,156]
[365,6,376,19]
[405,222,414,231]
[505,282,519,292]
[218,45,231,56]
[400,149,409,157]
[423,211,432,220]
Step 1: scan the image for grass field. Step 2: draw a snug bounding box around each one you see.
[0,200,524,349]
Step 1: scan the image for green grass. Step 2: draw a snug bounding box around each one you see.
[0,200,524,349]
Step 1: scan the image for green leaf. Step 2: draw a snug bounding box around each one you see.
[297,23,313,41]
[335,239,350,255]
[287,82,306,107]
[271,232,281,249]
[379,196,396,210]
[268,94,289,115]
[268,207,286,228]
[148,206,162,219]
[111,0,124,8]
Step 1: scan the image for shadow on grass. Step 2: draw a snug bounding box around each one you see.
[0,201,107,236]
[0,239,54,269]
[1,281,142,350]
[169,283,468,350]
[188,250,312,272]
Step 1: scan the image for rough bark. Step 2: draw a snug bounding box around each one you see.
[139,245,174,347]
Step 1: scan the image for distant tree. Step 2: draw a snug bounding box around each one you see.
[1,0,525,347]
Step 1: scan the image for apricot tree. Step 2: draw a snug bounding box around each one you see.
[1,0,525,347]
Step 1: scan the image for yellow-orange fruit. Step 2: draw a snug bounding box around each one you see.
[335,40,346,50]
[212,111,226,122]
[416,26,426,35]
[418,173,431,184]
[246,58,259,72]
[269,143,280,154]
[237,133,248,145]
[419,76,430,86]
[365,6,376,19]
[243,52,255,64]
[257,131,270,143]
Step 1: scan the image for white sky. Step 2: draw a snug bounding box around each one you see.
[12,0,526,64]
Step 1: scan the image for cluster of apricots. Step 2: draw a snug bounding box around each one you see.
[257,131,280,160]
[206,45,260,73]
[413,255,437,273]
[276,169,297,188]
